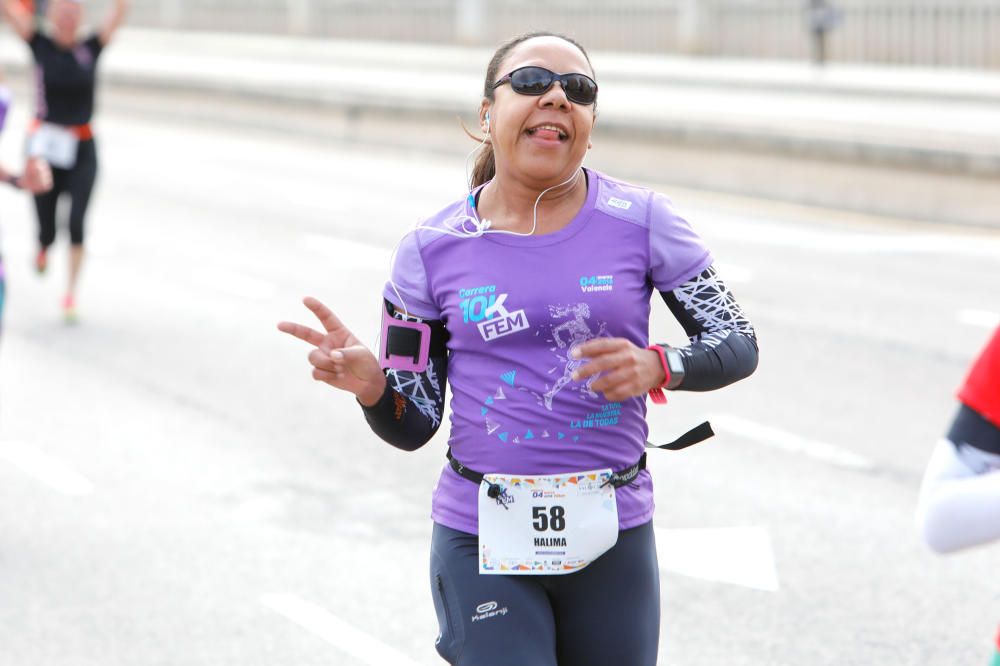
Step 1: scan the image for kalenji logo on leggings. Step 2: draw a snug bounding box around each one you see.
[471,600,508,622]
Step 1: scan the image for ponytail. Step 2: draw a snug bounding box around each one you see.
[470,141,495,189]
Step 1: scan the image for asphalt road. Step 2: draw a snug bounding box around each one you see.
[0,90,997,666]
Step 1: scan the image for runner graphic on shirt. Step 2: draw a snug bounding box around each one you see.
[542,302,608,410]
[479,301,608,443]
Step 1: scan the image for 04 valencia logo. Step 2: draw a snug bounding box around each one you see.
[579,274,614,293]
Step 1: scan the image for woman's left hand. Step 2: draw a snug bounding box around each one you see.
[570,338,665,402]
[20,158,52,194]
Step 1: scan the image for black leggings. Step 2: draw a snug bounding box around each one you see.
[35,138,98,248]
[430,521,661,666]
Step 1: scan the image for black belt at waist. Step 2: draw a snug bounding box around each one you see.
[447,421,714,497]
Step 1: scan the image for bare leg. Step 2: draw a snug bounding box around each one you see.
[67,244,84,297]
[63,244,84,322]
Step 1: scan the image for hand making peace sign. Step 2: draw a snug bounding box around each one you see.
[277,297,387,407]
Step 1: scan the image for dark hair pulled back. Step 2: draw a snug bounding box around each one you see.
[469,31,594,189]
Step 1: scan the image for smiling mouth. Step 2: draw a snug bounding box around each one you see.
[526,125,569,141]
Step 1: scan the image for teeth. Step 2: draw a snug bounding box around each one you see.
[528,125,567,139]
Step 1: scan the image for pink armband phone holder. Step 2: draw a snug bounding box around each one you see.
[380,308,432,373]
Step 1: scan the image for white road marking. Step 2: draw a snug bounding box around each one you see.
[711,413,875,471]
[261,594,426,666]
[656,526,779,592]
[958,309,1000,329]
[0,441,95,496]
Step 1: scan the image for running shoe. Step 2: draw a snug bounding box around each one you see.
[35,248,47,274]
[62,294,78,324]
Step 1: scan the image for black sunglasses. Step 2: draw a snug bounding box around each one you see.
[491,66,598,106]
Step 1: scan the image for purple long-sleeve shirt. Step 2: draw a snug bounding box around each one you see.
[385,168,713,535]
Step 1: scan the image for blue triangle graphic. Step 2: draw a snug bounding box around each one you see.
[558,432,565,440]
[485,396,494,405]
[524,430,534,440]
[498,432,509,442]
[501,370,517,386]
[481,407,489,416]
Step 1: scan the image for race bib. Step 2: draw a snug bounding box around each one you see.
[478,469,618,575]
[28,123,78,169]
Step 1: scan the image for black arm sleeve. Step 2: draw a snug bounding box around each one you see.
[359,300,449,451]
[658,265,759,392]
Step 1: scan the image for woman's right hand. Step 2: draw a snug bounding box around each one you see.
[278,297,386,406]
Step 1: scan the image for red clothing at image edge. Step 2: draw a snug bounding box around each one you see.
[958,327,1000,429]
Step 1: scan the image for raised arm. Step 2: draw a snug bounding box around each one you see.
[359,300,450,451]
[98,0,128,46]
[2,0,35,42]
[277,297,449,453]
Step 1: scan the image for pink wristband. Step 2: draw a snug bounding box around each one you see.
[646,345,671,405]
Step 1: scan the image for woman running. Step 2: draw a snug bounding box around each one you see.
[2,0,128,322]
[280,32,758,665]
[917,326,1000,665]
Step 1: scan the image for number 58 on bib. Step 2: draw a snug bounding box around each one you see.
[478,469,619,575]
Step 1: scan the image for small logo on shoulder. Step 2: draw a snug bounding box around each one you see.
[476,601,498,614]
[607,197,632,210]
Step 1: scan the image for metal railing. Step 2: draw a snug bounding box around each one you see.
[93,0,1000,68]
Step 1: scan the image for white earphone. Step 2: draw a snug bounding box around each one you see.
[384,104,582,316]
